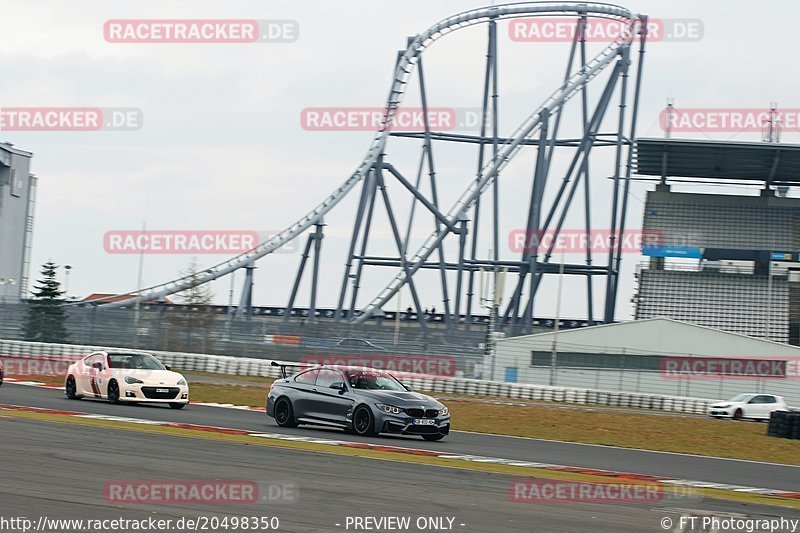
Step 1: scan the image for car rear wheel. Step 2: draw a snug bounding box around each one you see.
[65,376,79,400]
[422,434,445,441]
[733,408,743,420]
[170,403,185,410]
[352,405,377,437]
[274,397,298,428]
[107,380,121,404]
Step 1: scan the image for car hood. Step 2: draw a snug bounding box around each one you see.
[114,369,185,385]
[353,389,442,408]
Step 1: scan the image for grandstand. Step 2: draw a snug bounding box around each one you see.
[633,138,800,344]
[635,268,790,341]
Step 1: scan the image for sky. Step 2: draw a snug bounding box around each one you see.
[2,0,798,321]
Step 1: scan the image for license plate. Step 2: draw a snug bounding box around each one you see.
[156,388,169,393]
[413,418,436,425]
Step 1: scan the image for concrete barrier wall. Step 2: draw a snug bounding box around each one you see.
[0,339,717,415]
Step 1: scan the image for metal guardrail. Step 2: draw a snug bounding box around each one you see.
[0,339,718,415]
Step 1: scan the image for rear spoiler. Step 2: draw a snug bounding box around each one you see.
[271,361,288,379]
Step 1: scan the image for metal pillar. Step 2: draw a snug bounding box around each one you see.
[606,17,649,322]
[466,17,499,327]
[285,220,325,323]
[235,261,256,319]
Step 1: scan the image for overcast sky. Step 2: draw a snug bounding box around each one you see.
[2,0,798,320]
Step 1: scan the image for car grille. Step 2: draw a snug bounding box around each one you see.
[141,387,180,400]
[404,408,439,418]
[407,424,440,434]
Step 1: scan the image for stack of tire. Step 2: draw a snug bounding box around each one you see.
[767,411,800,439]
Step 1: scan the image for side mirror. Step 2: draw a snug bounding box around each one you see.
[403,383,413,392]
[330,381,346,392]
[165,365,172,371]
[92,363,103,371]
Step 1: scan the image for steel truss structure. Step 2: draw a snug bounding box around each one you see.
[91,3,648,333]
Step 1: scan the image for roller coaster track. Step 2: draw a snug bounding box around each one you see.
[94,2,645,325]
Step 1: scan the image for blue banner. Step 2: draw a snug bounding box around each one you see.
[642,245,703,258]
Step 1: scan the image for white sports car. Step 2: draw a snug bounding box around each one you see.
[708,393,788,421]
[65,351,189,409]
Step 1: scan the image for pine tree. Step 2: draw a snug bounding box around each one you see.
[23,261,69,343]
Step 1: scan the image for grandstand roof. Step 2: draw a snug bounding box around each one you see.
[497,318,800,358]
[635,138,800,185]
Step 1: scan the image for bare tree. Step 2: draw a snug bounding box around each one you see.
[163,258,216,353]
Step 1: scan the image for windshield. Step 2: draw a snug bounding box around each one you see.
[344,370,406,391]
[727,394,752,402]
[108,353,166,370]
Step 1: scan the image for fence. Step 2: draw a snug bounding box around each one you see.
[0,302,486,375]
[0,338,718,415]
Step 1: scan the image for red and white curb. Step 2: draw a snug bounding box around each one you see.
[0,399,798,502]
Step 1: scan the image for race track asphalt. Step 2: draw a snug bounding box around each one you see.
[0,383,798,493]
[2,410,799,533]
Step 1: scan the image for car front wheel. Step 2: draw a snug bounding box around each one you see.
[733,408,743,420]
[352,405,377,437]
[107,380,121,404]
[274,397,298,428]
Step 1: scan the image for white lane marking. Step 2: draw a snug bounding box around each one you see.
[451,429,800,469]
[76,414,167,425]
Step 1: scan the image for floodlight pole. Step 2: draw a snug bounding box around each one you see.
[481,264,506,380]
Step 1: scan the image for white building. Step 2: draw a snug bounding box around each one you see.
[494,318,800,404]
[0,142,36,302]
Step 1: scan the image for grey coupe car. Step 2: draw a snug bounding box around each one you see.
[266,365,450,441]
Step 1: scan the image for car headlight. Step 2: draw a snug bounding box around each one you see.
[376,404,402,415]
[440,406,449,416]
[714,404,730,409]
[125,376,143,385]
[177,378,187,386]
